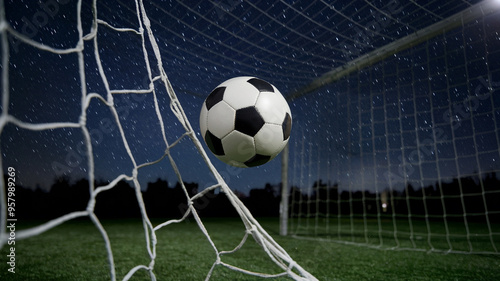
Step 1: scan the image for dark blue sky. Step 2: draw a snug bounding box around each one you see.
[1,0,500,195]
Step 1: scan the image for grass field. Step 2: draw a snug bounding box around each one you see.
[290,216,500,254]
[1,217,499,280]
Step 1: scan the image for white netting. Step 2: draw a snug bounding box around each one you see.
[0,0,317,280]
[287,3,500,255]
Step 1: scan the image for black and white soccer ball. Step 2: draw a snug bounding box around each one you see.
[200,76,292,168]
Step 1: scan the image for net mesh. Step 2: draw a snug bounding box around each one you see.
[0,0,317,280]
[288,6,500,254]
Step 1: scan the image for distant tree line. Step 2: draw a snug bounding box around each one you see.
[5,172,500,222]
[289,172,500,222]
[6,177,281,220]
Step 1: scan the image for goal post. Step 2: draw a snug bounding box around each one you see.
[289,0,500,100]
[280,143,289,236]
[282,0,500,254]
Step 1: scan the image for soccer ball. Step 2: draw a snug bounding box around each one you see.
[200,76,292,168]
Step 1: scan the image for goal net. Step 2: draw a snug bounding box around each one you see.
[286,0,500,255]
[0,0,316,280]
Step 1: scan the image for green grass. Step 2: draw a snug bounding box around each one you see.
[290,216,500,254]
[1,217,499,280]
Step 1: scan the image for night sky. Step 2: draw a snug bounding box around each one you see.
[1,0,500,195]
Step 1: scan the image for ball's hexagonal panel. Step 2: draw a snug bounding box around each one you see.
[254,123,286,156]
[282,112,292,140]
[235,106,265,137]
[204,130,224,156]
[215,154,241,168]
[222,79,260,110]
[244,154,271,167]
[247,78,274,93]
[255,91,291,124]
[207,102,235,138]
[221,130,256,163]
[205,87,225,110]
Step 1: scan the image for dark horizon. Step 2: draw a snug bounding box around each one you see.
[7,171,500,222]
